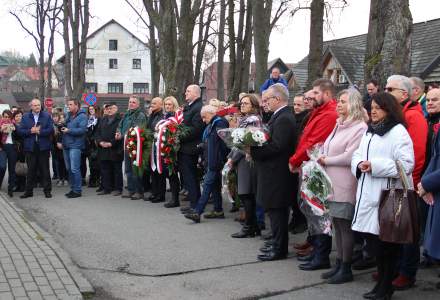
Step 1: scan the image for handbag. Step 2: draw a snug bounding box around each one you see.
[15,161,28,176]
[378,160,419,244]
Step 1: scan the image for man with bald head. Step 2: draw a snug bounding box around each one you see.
[18,98,54,198]
[179,84,205,212]
[148,97,166,203]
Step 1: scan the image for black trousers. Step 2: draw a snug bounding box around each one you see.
[101,160,123,192]
[268,207,290,255]
[151,169,180,202]
[25,149,51,193]
[178,153,201,208]
[361,232,400,296]
[241,194,257,229]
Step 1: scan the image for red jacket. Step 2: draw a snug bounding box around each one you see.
[289,100,338,168]
[402,100,428,187]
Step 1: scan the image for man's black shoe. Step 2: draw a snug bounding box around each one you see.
[259,245,273,253]
[261,233,273,240]
[7,191,13,197]
[352,257,376,270]
[96,187,104,193]
[20,192,33,199]
[184,212,200,223]
[151,197,165,203]
[164,201,180,208]
[97,191,111,195]
[44,192,52,198]
[65,191,74,197]
[299,261,331,271]
[257,251,287,261]
[297,254,313,262]
[66,191,81,198]
[180,206,193,213]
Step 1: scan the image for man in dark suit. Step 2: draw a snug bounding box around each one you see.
[18,98,54,198]
[251,83,297,261]
[179,85,205,212]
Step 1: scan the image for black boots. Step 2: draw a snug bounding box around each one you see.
[231,225,261,238]
[328,262,353,284]
[321,258,341,279]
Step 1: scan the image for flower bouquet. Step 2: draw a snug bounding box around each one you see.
[217,126,269,149]
[125,126,153,176]
[300,144,333,235]
[152,110,189,175]
[221,163,239,205]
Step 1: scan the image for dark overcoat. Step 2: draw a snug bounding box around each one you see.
[95,114,123,161]
[251,106,297,209]
[180,98,205,155]
[422,128,440,260]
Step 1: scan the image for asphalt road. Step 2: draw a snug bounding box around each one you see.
[9,185,440,300]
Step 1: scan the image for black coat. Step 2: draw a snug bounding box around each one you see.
[95,114,123,161]
[180,98,205,155]
[201,116,229,171]
[251,106,297,209]
[147,110,163,131]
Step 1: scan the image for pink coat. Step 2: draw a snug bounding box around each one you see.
[322,118,367,205]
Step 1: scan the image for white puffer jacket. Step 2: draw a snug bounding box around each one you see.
[351,124,414,235]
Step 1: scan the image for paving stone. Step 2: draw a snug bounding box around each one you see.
[27,262,40,270]
[13,260,27,267]
[38,285,55,296]
[45,272,58,280]
[49,280,64,290]
[0,264,15,272]
[11,286,27,297]
[4,271,19,279]
[41,264,54,272]
[15,297,30,300]
[0,282,10,292]
[58,276,74,286]
[54,269,69,278]
[19,274,33,283]
[34,277,48,286]
[0,291,14,300]
[8,278,22,288]
[27,291,43,300]
[0,276,6,283]
[0,258,12,264]
[23,282,38,292]
[29,269,44,277]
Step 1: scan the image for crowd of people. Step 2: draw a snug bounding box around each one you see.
[0,68,439,300]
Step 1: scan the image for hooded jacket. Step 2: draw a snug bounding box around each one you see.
[402,100,428,187]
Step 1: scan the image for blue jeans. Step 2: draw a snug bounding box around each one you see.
[256,204,265,226]
[124,153,143,194]
[195,170,222,215]
[63,148,82,193]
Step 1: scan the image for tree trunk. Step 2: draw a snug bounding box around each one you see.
[307,0,324,89]
[364,0,412,88]
[62,0,73,98]
[241,0,252,93]
[216,0,226,101]
[227,0,236,98]
[230,0,246,102]
[252,0,272,94]
[149,21,160,97]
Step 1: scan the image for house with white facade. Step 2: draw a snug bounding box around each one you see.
[58,19,160,110]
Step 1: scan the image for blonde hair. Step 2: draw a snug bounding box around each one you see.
[337,89,365,122]
[209,98,221,108]
[163,96,179,112]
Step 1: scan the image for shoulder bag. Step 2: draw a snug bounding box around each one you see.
[378,160,420,244]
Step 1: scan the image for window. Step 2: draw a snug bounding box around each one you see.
[109,40,118,51]
[133,83,149,94]
[132,59,141,69]
[84,82,98,93]
[109,59,118,69]
[85,58,94,69]
[108,83,123,94]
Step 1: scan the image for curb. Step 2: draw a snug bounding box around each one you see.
[0,192,95,297]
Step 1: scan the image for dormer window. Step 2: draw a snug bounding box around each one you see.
[109,40,118,51]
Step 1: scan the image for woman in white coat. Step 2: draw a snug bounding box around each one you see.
[351,92,414,300]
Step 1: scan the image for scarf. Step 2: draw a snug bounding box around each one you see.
[87,115,98,128]
[367,119,399,136]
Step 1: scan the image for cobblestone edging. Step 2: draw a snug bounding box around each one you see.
[0,193,94,299]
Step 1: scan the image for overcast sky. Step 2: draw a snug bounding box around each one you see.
[1,0,439,65]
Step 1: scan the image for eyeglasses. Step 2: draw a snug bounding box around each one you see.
[240,102,251,106]
[384,87,406,93]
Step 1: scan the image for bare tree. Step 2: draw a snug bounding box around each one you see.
[143,0,202,101]
[124,0,161,97]
[364,0,412,88]
[62,0,90,100]
[10,0,60,101]
[46,0,62,97]
[252,0,289,94]
[194,0,216,84]
[216,0,226,100]
[307,0,324,88]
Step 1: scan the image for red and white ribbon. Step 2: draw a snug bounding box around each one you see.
[125,126,143,168]
[151,110,184,174]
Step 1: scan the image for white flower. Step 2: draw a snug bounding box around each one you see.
[252,130,267,145]
[231,128,245,144]
[130,130,136,136]
[132,150,137,155]
[133,161,138,166]
[162,136,166,142]
[129,141,134,145]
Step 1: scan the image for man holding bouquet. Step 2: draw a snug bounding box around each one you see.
[251,83,297,261]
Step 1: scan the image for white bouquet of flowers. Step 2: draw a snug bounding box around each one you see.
[217,126,269,149]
